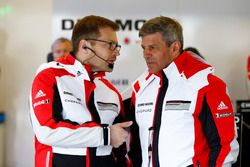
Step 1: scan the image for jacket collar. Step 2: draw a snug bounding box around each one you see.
[57,54,92,80]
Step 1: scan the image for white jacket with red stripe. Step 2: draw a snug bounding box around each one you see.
[128,51,239,167]
[29,54,124,167]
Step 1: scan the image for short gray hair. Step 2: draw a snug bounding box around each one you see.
[139,16,183,50]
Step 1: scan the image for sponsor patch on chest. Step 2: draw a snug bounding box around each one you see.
[137,102,153,107]
[165,100,191,110]
[136,102,154,113]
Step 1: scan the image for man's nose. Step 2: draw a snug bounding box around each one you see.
[143,49,152,58]
[113,49,120,57]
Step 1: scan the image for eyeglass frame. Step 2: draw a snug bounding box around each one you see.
[85,38,121,52]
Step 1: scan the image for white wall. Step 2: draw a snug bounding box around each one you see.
[0,0,52,166]
[52,0,250,102]
[0,0,250,166]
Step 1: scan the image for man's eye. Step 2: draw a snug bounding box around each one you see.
[149,46,155,51]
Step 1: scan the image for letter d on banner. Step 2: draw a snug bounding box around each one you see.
[62,19,74,30]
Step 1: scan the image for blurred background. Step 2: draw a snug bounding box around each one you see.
[0,0,250,166]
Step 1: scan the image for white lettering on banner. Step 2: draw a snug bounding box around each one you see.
[241,102,250,108]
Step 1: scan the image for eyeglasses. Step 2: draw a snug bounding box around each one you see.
[85,38,121,52]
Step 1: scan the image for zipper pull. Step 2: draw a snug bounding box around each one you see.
[148,127,154,167]
[148,144,152,167]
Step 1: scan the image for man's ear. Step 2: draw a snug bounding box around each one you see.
[170,41,181,53]
[170,41,182,54]
[79,39,90,53]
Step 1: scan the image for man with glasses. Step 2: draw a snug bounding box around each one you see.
[29,15,131,167]
[81,38,121,71]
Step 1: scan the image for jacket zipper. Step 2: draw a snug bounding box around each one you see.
[148,127,154,167]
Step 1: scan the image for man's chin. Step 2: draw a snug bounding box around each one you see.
[99,67,113,72]
[148,69,155,73]
[91,66,113,72]
[148,69,160,74]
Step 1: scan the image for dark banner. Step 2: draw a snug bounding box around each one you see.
[234,100,250,167]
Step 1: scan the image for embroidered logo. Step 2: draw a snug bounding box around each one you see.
[35,90,46,99]
[216,112,232,118]
[77,71,83,77]
[217,101,228,110]
[34,99,50,108]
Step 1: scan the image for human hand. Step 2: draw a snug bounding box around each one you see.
[110,121,133,148]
